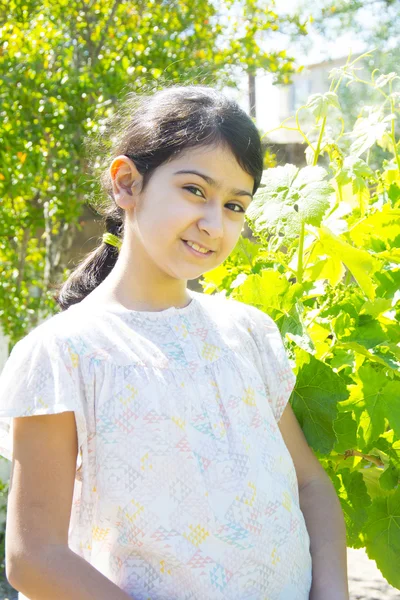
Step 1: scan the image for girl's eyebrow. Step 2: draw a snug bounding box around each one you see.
[174,169,253,198]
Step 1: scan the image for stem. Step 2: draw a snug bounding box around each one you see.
[260,116,298,139]
[302,239,316,271]
[349,73,388,99]
[343,449,384,468]
[313,115,327,166]
[389,86,400,172]
[296,108,315,149]
[336,117,345,143]
[330,48,353,93]
[238,236,253,269]
[344,268,352,286]
[297,221,305,284]
[270,254,298,276]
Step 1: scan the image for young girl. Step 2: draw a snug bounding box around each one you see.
[0,85,348,600]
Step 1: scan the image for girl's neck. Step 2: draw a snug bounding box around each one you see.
[81,277,192,313]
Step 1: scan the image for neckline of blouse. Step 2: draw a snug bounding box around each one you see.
[69,288,201,320]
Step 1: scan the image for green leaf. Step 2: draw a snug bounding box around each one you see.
[342,313,392,349]
[362,465,394,500]
[337,468,371,547]
[291,350,348,454]
[379,463,400,490]
[338,340,400,371]
[231,269,289,311]
[200,264,230,293]
[318,226,381,300]
[281,302,316,354]
[359,298,393,318]
[375,269,400,299]
[348,106,393,157]
[247,165,333,242]
[345,364,391,448]
[305,92,341,120]
[333,410,358,453]
[388,182,400,206]
[349,205,400,249]
[366,435,400,470]
[375,72,400,88]
[336,155,374,194]
[364,486,400,588]
[382,380,400,440]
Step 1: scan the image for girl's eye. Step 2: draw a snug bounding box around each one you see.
[184,186,204,198]
[183,186,245,214]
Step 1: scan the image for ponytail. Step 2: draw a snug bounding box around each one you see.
[53,211,123,311]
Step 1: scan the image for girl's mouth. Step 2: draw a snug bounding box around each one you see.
[182,240,214,258]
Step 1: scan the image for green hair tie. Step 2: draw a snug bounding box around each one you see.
[102,232,122,250]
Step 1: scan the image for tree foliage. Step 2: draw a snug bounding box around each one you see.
[0,0,306,346]
[200,53,400,588]
[295,0,400,50]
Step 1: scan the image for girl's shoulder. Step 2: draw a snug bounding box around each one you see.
[8,302,108,365]
[195,290,275,330]
[17,302,97,343]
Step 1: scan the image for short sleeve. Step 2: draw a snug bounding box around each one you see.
[247,306,296,423]
[0,328,87,468]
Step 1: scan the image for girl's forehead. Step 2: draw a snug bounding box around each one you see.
[163,145,253,190]
[166,144,241,172]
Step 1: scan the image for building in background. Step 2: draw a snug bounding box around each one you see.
[225,54,362,144]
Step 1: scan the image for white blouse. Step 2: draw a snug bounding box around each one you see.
[0,289,312,599]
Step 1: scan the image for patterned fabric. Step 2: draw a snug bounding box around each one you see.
[0,290,312,599]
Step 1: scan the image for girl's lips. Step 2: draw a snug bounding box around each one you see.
[182,239,214,258]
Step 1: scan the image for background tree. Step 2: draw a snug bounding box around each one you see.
[294,0,400,50]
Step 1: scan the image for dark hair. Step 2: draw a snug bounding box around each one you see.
[54,84,264,311]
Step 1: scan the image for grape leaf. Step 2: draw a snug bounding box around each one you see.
[364,486,400,588]
[349,204,400,248]
[318,226,382,300]
[336,156,374,194]
[232,269,289,311]
[333,410,358,454]
[246,164,333,242]
[362,465,394,500]
[375,268,400,299]
[345,364,389,448]
[382,380,400,440]
[341,314,390,349]
[337,468,371,548]
[379,463,400,491]
[291,351,348,454]
[305,92,341,120]
[348,107,393,157]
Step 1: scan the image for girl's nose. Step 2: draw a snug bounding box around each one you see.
[198,207,224,240]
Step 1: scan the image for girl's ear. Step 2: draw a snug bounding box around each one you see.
[110,155,143,209]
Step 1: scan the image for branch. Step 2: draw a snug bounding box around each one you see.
[93,0,124,63]
[342,448,384,468]
[310,0,390,26]
[15,228,30,293]
[78,0,97,63]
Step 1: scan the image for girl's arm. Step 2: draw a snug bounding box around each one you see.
[6,412,133,600]
[299,477,349,600]
[278,403,349,600]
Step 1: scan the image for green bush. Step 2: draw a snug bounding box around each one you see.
[200,51,400,589]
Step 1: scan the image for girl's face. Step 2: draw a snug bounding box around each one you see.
[113,143,254,283]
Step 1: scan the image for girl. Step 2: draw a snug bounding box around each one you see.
[0,85,348,600]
